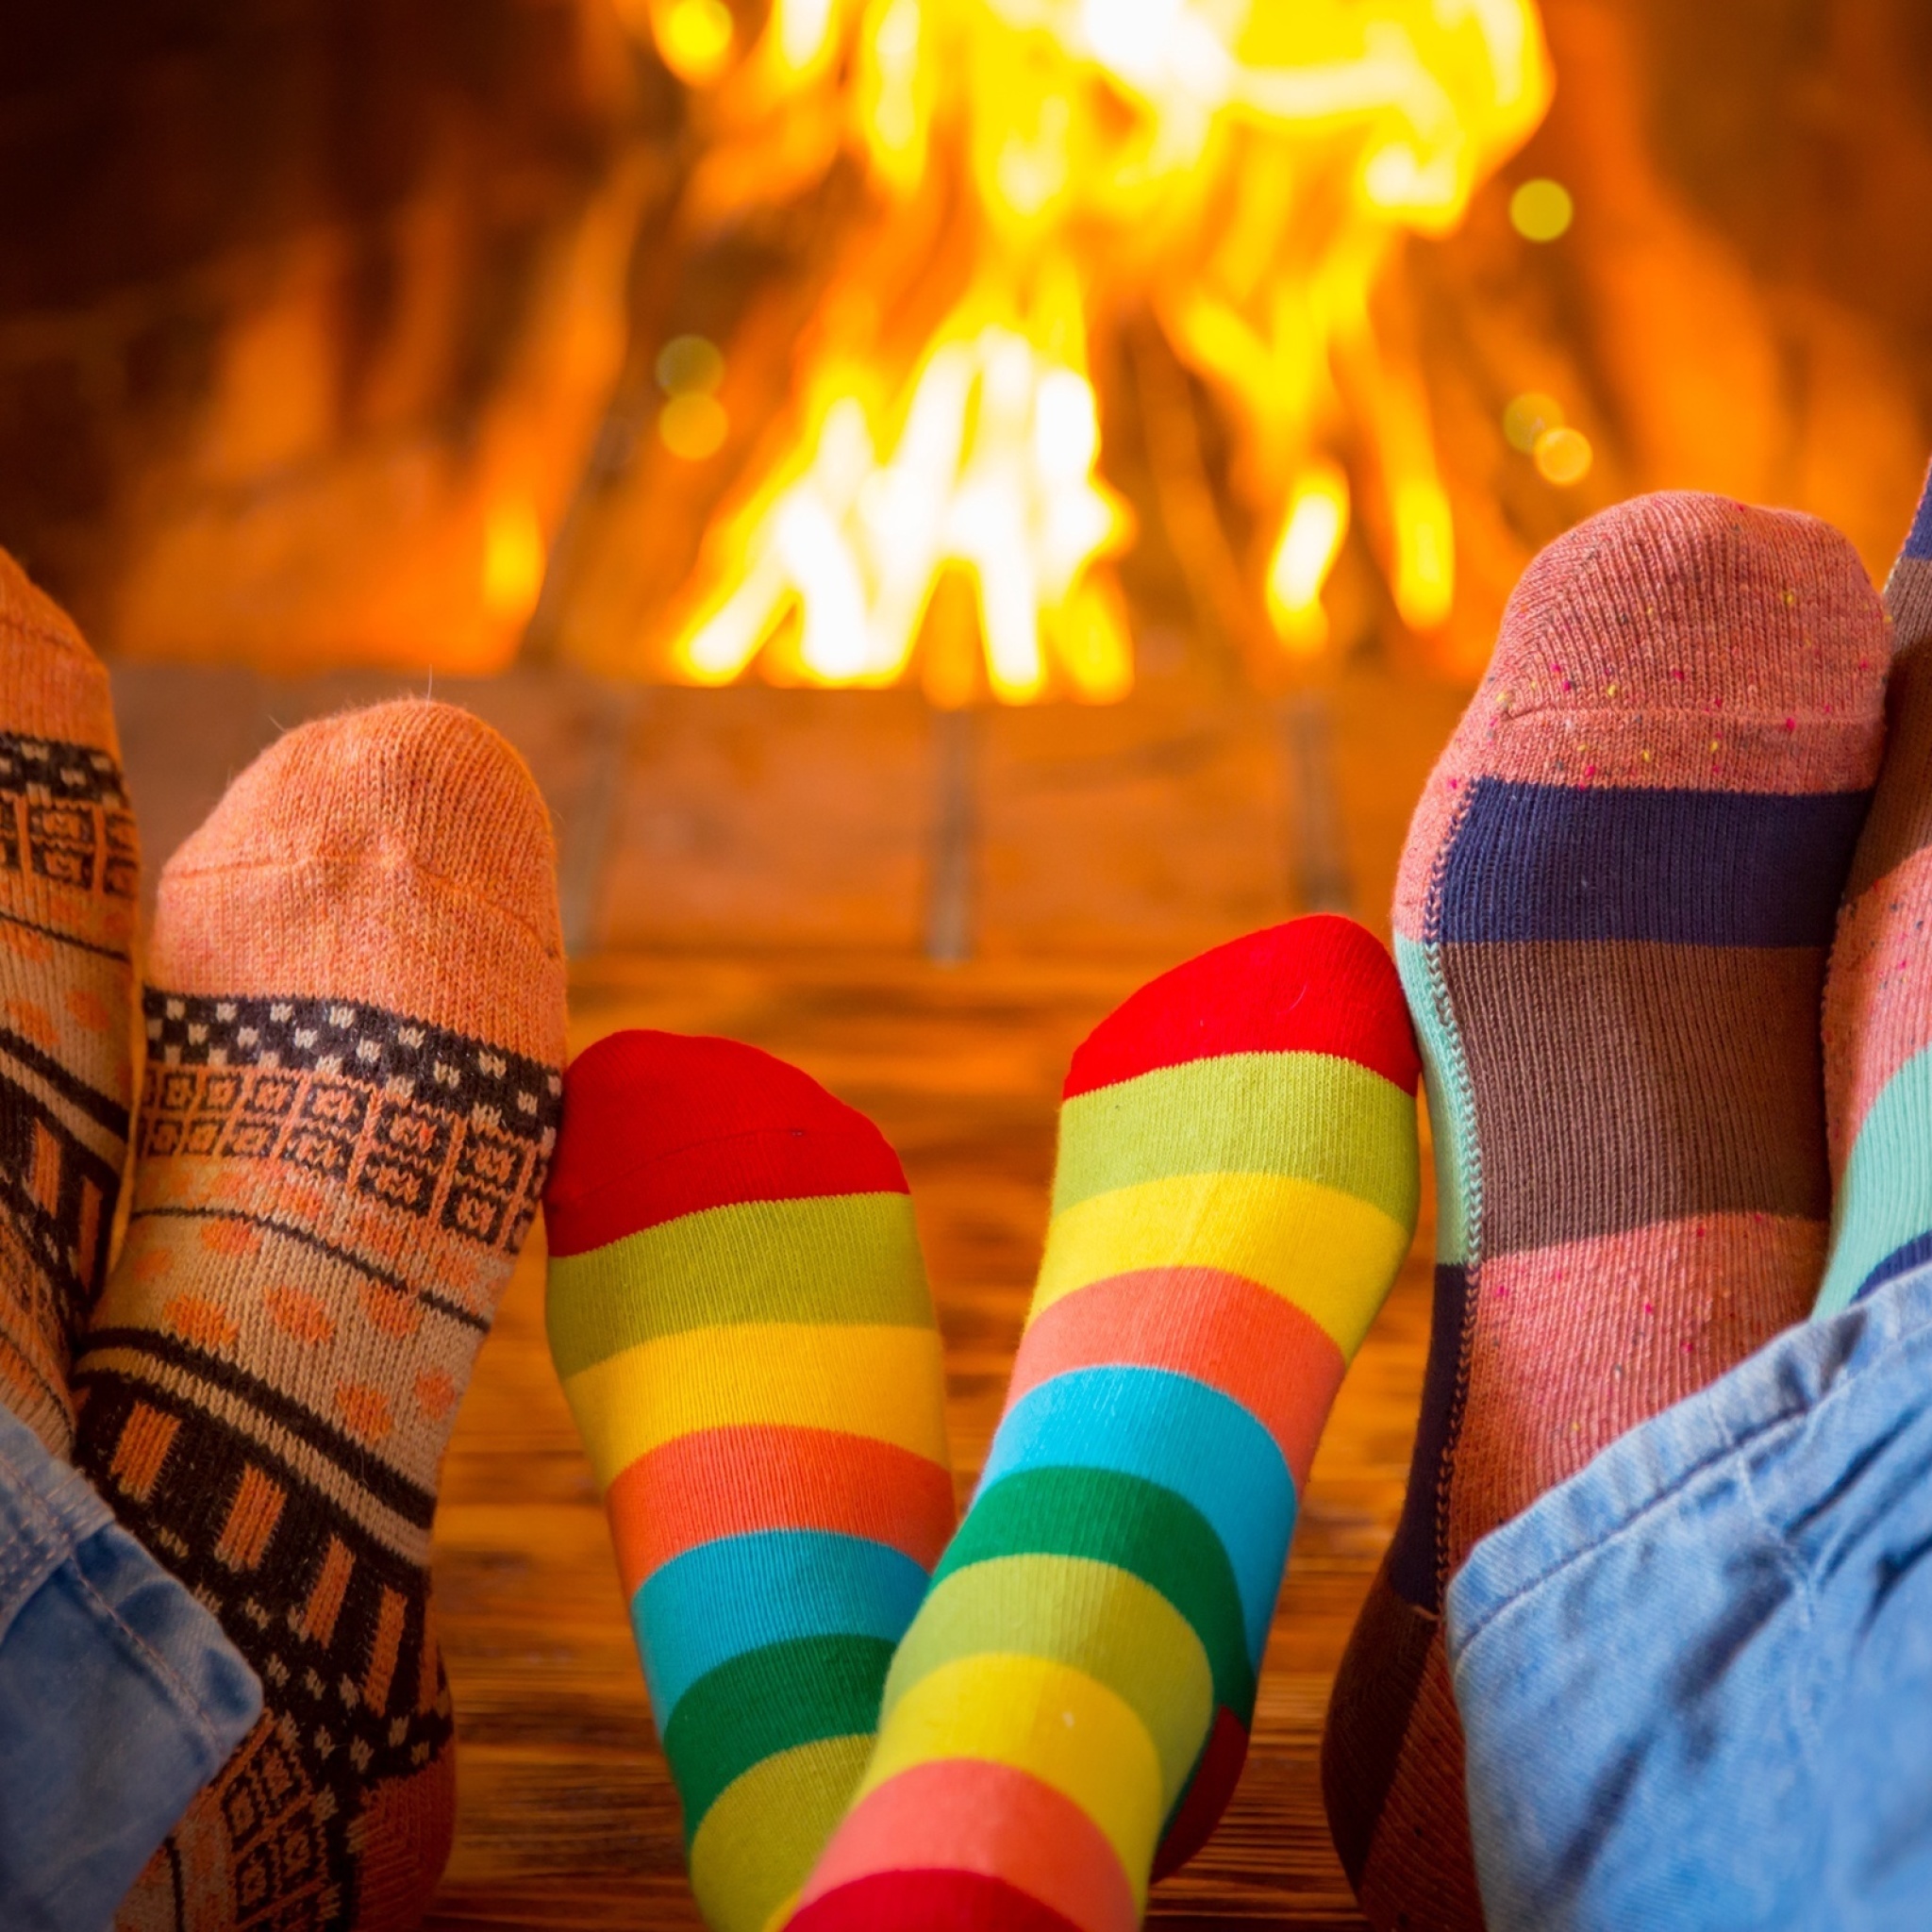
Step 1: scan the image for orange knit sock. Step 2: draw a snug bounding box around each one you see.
[72,702,567,1932]
[0,549,137,1459]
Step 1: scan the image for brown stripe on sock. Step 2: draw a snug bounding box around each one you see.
[77,1348,436,1560]
[1322,1564,1440,1887]
[1444,941,1831,1254]
[1355,1640,1485,1932]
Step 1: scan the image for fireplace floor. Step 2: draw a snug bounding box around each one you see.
[419,948,1426,1929]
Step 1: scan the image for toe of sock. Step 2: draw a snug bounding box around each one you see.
[1492,491,1888,722]
[545,1030,909,1255]
[0,547,118,754]
[149,700,564,1061]
[165,700,559,945]
[1064,914,1420,1098]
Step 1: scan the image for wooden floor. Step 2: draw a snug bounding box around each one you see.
[422,949,1435,1931]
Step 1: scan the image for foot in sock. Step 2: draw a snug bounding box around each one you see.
[543,1031,956,1932]
[0,551,137,1458]
[1819,464,1932,1315]
[789,915,1420,1932]
[72,702,567,1931]
[1323,492,1890,1929]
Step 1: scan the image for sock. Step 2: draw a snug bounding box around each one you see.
[1817,461,1932,1315]
[0,550,137,1459]
[543,1029,956,1932]
[789,915,1420,1932]
[71,701,566,1932]
[1323,492,1889,1929]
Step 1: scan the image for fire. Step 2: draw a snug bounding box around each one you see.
[654,0,1551,700]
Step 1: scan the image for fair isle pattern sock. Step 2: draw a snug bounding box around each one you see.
[544,1030,955,1932]
[790,916,1419,1932]
[72,703,566,1932]
[1323,493,1889,1930]
[1818,462,1932,1314]
[0,550,137,1459]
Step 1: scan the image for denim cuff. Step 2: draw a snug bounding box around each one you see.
[0,1402,263,1932]
[0,1412,115,1646]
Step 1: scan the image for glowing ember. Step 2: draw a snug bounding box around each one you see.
[653,0,1551,700]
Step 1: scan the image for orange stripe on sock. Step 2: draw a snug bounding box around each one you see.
[1008,1267,1347,1492]
[214,1464,286,1571]
[365,1588,408,1714]
[606,1424,956,1594]
[300,1537,356,1646]
[797,1758,1139,1932]
[109,1401,178,1502]
[29,1119,59,1215]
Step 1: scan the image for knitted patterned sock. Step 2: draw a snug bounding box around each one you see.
[72,702,566,1932]
[544,1030,955,1932]
[1818,462,1932,1315]
[1323,493,1889,1930]
[791,916,1420,1932]
[0,550,137,1458]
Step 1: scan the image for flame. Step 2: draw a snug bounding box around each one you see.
[650,0,1551,698]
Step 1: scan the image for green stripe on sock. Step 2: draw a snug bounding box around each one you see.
[661,1633,896,1840]
[1051,1051,1417,1226]
[547,1193,933,1374]
[936,1466,1257,1718]
[1818,1045,1932,1318]
[882,1552,1215,1806]
[1395,936,1477,1270]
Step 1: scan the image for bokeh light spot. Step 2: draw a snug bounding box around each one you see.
[1534,424,1593,485]
[657,335,726,396]
[1503,391,1564,453]
[1509,177,1574,242]
[659,392,729,460]
[650,0,735,85]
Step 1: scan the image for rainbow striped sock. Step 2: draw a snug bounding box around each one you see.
[788,917,1420,1932]
[543,1031,956,1932]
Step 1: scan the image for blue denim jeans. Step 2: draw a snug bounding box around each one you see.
[1447,1262,1932,1932]
[0,1403,260,1932]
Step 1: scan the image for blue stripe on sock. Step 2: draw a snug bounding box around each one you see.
[975,1365,1294,1664]
[1857,1232,1932,1304]
[1437,779,1869,946]
[1907,462,1932,561]
[635,1529,929,1724]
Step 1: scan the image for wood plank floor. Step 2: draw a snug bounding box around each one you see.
[423,950,1435,1930]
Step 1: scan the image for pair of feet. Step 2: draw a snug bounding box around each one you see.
[544,915,1426,1932]
[545,487,1932,1932]
[0,550,569,1929]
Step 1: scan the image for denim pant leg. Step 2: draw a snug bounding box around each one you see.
[0,1404,261,1932]
[1445,1263,1932,1932]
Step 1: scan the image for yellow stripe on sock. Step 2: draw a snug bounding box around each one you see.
[561,1324,950,1490]
[689,1733,873,1932]
[858,1652,1164,1906]
[882,1555,1213,1807]
[1031,1171,1409,1358]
